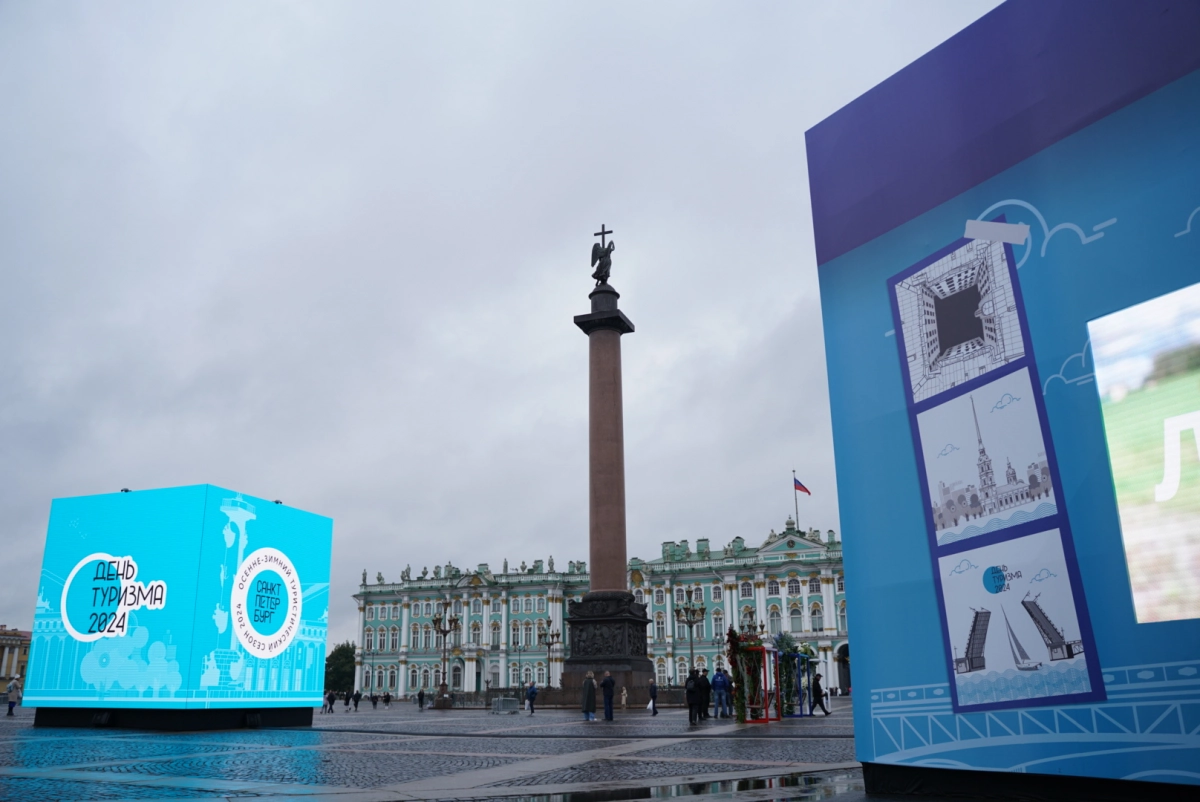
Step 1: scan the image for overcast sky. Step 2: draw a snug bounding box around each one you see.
[0,1,1001,650]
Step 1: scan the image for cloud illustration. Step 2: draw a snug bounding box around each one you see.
[991,393,1021,412]
[948,559,978,576]
[1030,568,1057,583]
[1175,206,1200,238]
[1042,337,1094,396]
[937,443,960,458]
[974,199,1115,269]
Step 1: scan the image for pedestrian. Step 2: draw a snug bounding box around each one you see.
[711,668,731,718]
[648,676,658,716]
[600,670,615,721]
[325,689,336,714]
[685,669,700,725]
[343,690,351,712]
[581,671,597,721]
[418,688,426,710]
[525,681,538,715]
[698,669,712,720]
[383,691,391,709]
[370,692,378,710]
[352,689,361,711]
[620,686,628,710]
[5,677,20,716]
[811,672,831,716]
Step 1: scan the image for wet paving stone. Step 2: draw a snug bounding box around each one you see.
[488,758,762,786]
[0,776,229,799]
[0,735,247,769]
[73,749,530,788]
[342,736,634,755]
[636,737,858,764]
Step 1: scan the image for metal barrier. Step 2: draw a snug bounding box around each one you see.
[490,696,521,714]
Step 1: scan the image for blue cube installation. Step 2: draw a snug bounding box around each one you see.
[24,485,332,722]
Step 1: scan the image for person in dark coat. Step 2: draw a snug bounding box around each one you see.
[648,677,658,716]
[352,689,362,711]
[811,673,830,716]
[698,669,712,720]
[418,689,426,710]
[581,671,597,721]
[600,671,616,721]
[525,681,538,715]
[685,669,700,725]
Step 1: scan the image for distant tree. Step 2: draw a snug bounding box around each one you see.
[325,641,356,692]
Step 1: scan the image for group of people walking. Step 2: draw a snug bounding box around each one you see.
[321,689,393,713]
[683,667,734,724]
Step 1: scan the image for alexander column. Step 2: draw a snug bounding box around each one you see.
[563,225,653,692]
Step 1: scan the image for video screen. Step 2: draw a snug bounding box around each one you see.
[1090,281,1200,623]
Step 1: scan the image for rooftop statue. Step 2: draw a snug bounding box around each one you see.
[590,224,615,285]
[420,566,428,579]
[362,569,367,585]
[401,565,411,581]
[548,555,554,572]
[376,572,384,584]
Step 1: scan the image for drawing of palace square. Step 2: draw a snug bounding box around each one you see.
[916,368,1056,546]
[895,238,1025,404]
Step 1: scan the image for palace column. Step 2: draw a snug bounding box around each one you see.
[564,266,652,692]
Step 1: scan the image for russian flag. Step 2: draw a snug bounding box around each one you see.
[794,478,811,495]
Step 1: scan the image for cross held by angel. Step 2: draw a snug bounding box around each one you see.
[591,224,615,285]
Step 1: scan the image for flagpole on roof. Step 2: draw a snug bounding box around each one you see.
[792,469,800,527]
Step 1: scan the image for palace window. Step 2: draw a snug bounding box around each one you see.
[767,580,780,596]
[836,575,845,593]
[491,622,500,644]
[712,585,723,602]
[674,587,685,604]
[434,668,442,686]
[375,668,384,689]
[472,599,482,615]
[511,622,520,644]
[422,626,432,649]
[675,620,688,640]
[811,603,824,632]
[808,577,821,594]
[424,601,433,617]
[654,588,665,605]
[523,621,534,646]
[790,608,803,631]
[510,664,519,685]
[421,668,430,688]
[388,668,397,689]
[379,606,388,620]
[655,615,666,640]
[768,608,781,634]
[740,582,753,599]
[787,578,801,596]
[523,598,534,613]
[452,665,462,690]
[366,606,375,621]
[537,665,546,685]
[435,634,444,650]
[523,665,533,684]
[676,659,688,683]
[491,599,501,614]
[392,604,400,619]
[634,589,644,605]
[536,597,546,613]
[410,624,419,644]
[471,622,481,644]
[511,598,520,614]
[410,667,419,689]
[453,600,462,615]
[694,618,705,640]
[657,661,668,685]
[365,630,374,650]
[838,600,847,632]
[712,611,723,637]
[390,628,399,651]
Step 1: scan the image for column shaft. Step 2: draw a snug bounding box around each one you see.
[588,329,627,592]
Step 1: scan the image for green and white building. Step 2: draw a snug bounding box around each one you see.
[353,516,848,697]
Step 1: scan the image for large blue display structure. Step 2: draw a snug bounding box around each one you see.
[25,485,332,729]
[809,1,1200,797]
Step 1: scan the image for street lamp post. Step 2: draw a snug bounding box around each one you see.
[674,588,706,673]
[537,626,561,687]
[431,602,461,709]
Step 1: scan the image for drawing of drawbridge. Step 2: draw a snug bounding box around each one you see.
[1022,593,1084,661]
[954,608,990,674]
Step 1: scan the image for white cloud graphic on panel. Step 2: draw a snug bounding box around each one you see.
[971,199,1116,269]
[948,559,978,576]
[1043,337,1095,397]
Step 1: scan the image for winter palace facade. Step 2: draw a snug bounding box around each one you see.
[352,516,849,697]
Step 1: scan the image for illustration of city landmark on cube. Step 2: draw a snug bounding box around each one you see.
[953,595,1084,676]
[894,238,1025,404]
[917,368,1055,545]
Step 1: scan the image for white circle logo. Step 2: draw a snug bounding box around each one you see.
[231,547,302,659]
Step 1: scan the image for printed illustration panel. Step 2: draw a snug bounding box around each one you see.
[893,238,1025,405]
[939,528,1093,709]
[916,368,1056,546]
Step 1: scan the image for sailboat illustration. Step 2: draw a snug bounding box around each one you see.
[1002,607,1042,671]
